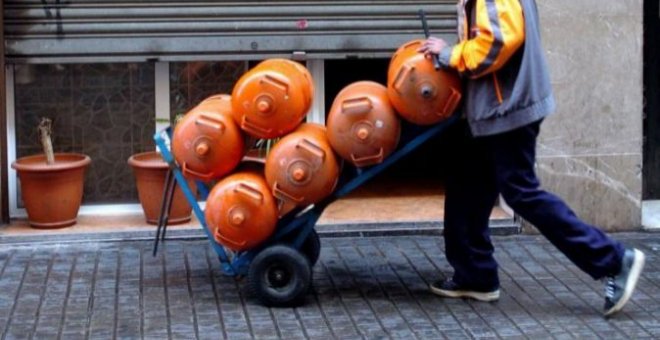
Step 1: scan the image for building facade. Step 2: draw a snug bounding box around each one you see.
[0,1,652,231]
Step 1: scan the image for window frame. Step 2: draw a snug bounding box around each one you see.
[6,60,326,218]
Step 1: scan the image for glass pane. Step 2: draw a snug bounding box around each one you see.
[14,63,156,205]
[169,61,246,120]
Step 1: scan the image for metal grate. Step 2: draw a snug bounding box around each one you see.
[5,1,458,63]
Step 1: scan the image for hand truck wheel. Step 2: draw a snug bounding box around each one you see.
[248,245,311,307]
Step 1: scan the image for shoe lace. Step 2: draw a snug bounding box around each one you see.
[604,276,616,299]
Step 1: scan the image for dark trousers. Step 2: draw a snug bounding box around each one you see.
[444,119,624,290]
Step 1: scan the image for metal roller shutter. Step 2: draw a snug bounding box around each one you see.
[5,1,457,63]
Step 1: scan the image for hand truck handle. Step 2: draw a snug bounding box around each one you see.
[419,9,442,70]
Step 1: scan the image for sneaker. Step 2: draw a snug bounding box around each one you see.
[430,279,500,302]
[603,248,645,317]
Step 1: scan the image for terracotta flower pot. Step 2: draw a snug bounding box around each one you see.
[128,151,195,225]
[11,153,91,228]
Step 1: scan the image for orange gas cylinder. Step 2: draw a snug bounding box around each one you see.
[387,39,462,125]
[265,123,340,216]
[231,59,313,139]
[196,93,231,108]
[327,81,401,167]
[205,172,278,252]
[171,94,245,181]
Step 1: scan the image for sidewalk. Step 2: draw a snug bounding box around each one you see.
[0,233,658,339]
[0,177,518,245]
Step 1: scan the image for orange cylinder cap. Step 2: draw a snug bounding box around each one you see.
[420,83,435,99]
[257,99,271,113]
[195,142,210,157]
[292,168,307,182]
[230,211,245,226]
[356,127,370,141]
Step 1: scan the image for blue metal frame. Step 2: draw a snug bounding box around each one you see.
[154,114,457,277]
[154,128,237,275]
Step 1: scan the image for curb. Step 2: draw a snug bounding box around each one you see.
[0,219,520,246]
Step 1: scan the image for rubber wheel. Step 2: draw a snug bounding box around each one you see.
[248,245,312,307]
[300,230,321,266]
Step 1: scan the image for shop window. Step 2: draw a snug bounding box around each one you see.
[169,61,246,120]
[9,60,318,213]
[13,63,155,205]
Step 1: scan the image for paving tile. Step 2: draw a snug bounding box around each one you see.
[0,234,658,339]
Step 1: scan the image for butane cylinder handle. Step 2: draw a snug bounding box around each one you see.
[350,148,385,168]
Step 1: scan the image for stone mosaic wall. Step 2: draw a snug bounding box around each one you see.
[14,63,155,204]
[169,61,246,120]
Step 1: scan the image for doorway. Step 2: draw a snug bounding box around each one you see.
[320,58,517,233]
[323,58,450,181]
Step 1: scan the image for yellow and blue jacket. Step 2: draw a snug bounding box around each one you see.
[438,0,556,136]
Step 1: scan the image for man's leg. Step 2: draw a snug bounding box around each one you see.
[483,119,644,315]
[483,120,624,278]
[440,120,500,292]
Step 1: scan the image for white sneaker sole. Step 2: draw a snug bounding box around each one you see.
[429,285,500,302]
[605,249,645,317]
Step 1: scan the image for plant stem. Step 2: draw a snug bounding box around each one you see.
[38,118,55,165]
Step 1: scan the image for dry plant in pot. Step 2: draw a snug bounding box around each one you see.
[11,117,91,228]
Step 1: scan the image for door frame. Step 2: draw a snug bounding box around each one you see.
[0,2,8,224]
[643,0,660,199]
